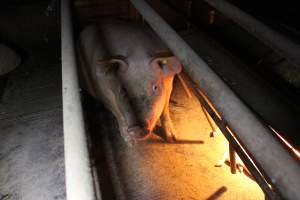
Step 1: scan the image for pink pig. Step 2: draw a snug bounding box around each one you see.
[78,20,182,145]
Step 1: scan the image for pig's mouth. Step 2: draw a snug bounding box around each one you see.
[123,126,151,146]
[128,126,151,139]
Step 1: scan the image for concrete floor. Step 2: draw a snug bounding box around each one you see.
[0,5,270,198]
[0,31,269,200]
[85,78,264,200]
[0,49,65,200]
[0,37,266,200]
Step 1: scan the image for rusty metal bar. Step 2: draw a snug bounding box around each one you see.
[61,0,97,200]
[130,0,300,199]
[201,104,217,135]
[202,0,300,68]
[229,145,237,174]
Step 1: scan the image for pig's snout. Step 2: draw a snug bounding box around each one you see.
[128,126,151,139]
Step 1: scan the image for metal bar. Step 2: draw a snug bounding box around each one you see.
[129,1,300,199]
[200,103,217,135]
[177,73,193,98]
[202,0,300,69]
[61,0,97,200]
[229,145,237,174]
[186,74,278,199]
[182,29,300,149]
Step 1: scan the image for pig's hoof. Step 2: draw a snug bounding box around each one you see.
[164,130,177,143]
[166,134,176,143]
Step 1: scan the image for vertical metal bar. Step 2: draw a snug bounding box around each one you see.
[61,0,97,200]
[177,73,193,98]
[201,104,217,135]
[129,1,300,199]
[229,145,236,174]
[202,0,300,69]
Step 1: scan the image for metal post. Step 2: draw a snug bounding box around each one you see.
[202,0,300,69]
[229,145,236,174]
[129,1,300,199]
[61,0,97,200]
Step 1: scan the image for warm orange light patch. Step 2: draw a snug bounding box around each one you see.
[215,142,246,173]
[141,79,264,199]
[114,79,264,199]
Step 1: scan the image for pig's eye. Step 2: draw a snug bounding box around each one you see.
[152,85,160,95]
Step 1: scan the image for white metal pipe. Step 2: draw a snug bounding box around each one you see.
[61,0,96,199]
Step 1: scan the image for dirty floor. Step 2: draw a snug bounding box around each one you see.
[0,49,65,200]
[85,78,264,200]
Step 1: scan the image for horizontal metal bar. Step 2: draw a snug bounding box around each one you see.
[182,29,300,148]
[129,0,300,199]
[61,0,97,200]
[202,0,300,69]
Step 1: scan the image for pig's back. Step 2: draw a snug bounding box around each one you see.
[95,20,169,59]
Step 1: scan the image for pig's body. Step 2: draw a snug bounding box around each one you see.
[78,20,181,144]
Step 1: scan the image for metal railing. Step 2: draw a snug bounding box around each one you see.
[129,0,300,199]
[61,0,97,199]
[202,0,300,69]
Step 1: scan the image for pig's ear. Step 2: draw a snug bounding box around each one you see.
[154,56,182,75]
[96,56,128,73]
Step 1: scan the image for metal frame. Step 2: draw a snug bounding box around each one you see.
[202,0,300,69]
[178,71,279,198]
[189,78,280,199]
[129,0,300,199]
[61,0,97,199]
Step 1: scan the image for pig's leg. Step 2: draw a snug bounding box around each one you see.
[161,102,176,142]
[95,69,149,146]
[160,79,177,142]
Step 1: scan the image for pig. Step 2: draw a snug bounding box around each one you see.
[77,20,182,145]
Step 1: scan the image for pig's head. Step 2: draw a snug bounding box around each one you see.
[111,53,182,134]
